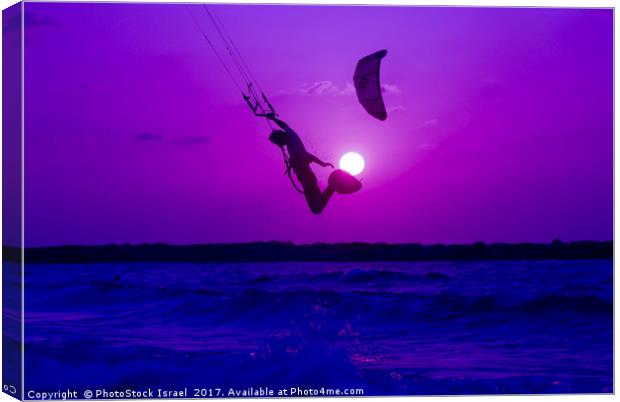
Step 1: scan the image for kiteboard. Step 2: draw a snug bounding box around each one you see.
[329,169,362,194]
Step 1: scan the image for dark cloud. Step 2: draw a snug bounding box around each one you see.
[134,133,210,146]
[135,132,163,142]
[173,136,210,146]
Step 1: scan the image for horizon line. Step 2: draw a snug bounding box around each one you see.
[5,239,613,249]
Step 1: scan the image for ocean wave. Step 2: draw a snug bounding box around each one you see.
[245,269,450,286]
[430,292,612,315]
[517,294,612,314]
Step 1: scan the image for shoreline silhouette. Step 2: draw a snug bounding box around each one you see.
[4,240,612,263]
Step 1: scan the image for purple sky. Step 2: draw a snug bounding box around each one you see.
[23,3,612,246]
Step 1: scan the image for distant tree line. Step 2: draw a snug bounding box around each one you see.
[2,240,612,263]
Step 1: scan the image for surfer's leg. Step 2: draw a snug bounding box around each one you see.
[320,185,336,206]
[303,182,328,215]
[296,169,330,215]
[303,184,336,215]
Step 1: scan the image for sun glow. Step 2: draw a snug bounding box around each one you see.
[339,152,365,176]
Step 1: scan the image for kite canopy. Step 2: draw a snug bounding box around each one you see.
[353,49,388,121]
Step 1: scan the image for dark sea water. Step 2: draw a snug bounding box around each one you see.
[22,260,612,396]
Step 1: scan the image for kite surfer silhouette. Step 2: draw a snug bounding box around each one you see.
[266,113,337,215]
[245,95,361,214]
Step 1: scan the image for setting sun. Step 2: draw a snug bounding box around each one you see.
[339,152,365,176]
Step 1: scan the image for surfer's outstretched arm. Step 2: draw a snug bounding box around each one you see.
[308,153,334,169]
